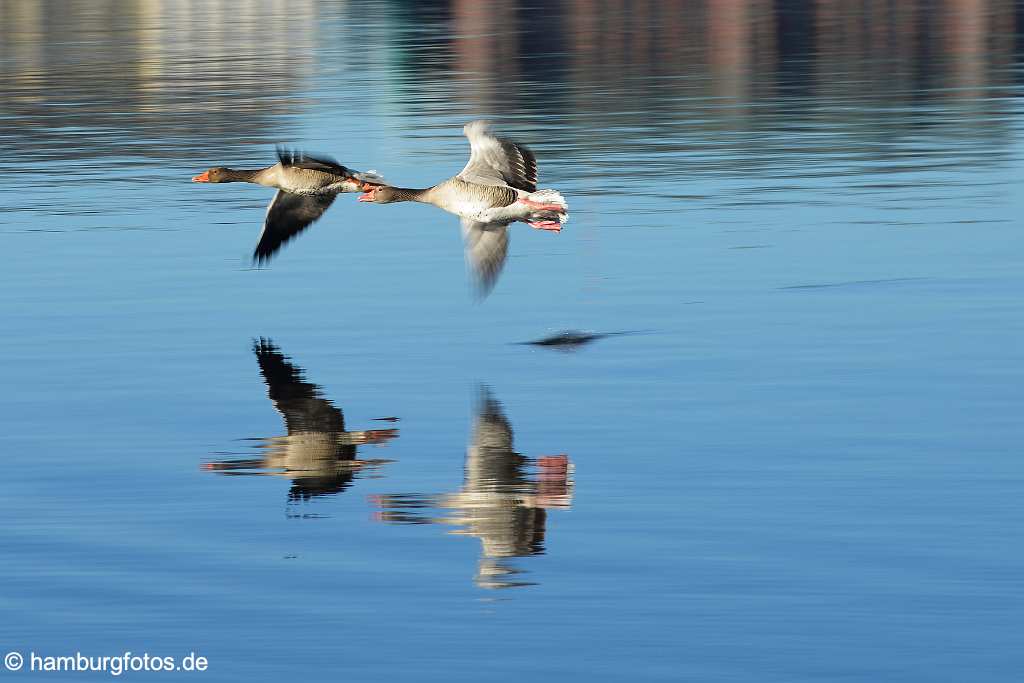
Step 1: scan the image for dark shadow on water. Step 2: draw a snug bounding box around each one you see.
[517,329,647,352]
[202,339,398,509]
[370,387,573,589]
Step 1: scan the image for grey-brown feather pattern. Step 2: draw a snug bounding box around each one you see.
[271,147,366,194]
[458,121,538,193]
[432,177,520,209]
[472,387,514,452]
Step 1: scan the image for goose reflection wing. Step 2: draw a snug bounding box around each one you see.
[253,339,346,434]
[253,190,336,265]
[457,120,537,193]
[473,387,514,452]
[461,218,509,297]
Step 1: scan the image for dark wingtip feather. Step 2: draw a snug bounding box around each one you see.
[253,336,282,358]
[251,246,274,267]
[497,136,537,193]
[275,146,346,173]
[252,245,274,266]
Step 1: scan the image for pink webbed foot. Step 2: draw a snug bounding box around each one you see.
[519,197,567,213]
[528,220,562,232]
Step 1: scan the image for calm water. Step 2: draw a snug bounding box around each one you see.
[2,1,1024,680]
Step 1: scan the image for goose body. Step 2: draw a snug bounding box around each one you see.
[358,121,568,294]
[192,148,384,264]
[419,178,521,219]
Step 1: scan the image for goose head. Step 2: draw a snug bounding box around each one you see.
[192,167,234,183]
[357,183,398,203]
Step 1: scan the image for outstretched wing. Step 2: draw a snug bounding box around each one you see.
[457,120,537,193]
[253,190,336,264]
[275,147,352,176]
[253,338,346,434]
[461,218,509,297]
[472,386,514,452]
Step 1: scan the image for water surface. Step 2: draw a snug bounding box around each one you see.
[2,1,1023,680]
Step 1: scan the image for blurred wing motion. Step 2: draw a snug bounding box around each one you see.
[253,191,337,265]
[274,147,385,187]
[252,148,377,265]
[458,120,537,192]
[275,147,351,176]
[461,218,509,297]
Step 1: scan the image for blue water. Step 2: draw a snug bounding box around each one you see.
[2,1,1023,680]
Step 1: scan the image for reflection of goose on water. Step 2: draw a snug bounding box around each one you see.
[203,339,398,502]
[371,388,572,589]
[358,121,568,295]
[192,149,384,264]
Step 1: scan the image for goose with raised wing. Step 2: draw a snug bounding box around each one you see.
[357,121,568,294]
[192,148,384,264]
[203,339,398,502]
[370,387,573,589]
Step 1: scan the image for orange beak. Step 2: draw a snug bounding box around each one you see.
[358,186,377,202]
[192,171,210,183]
